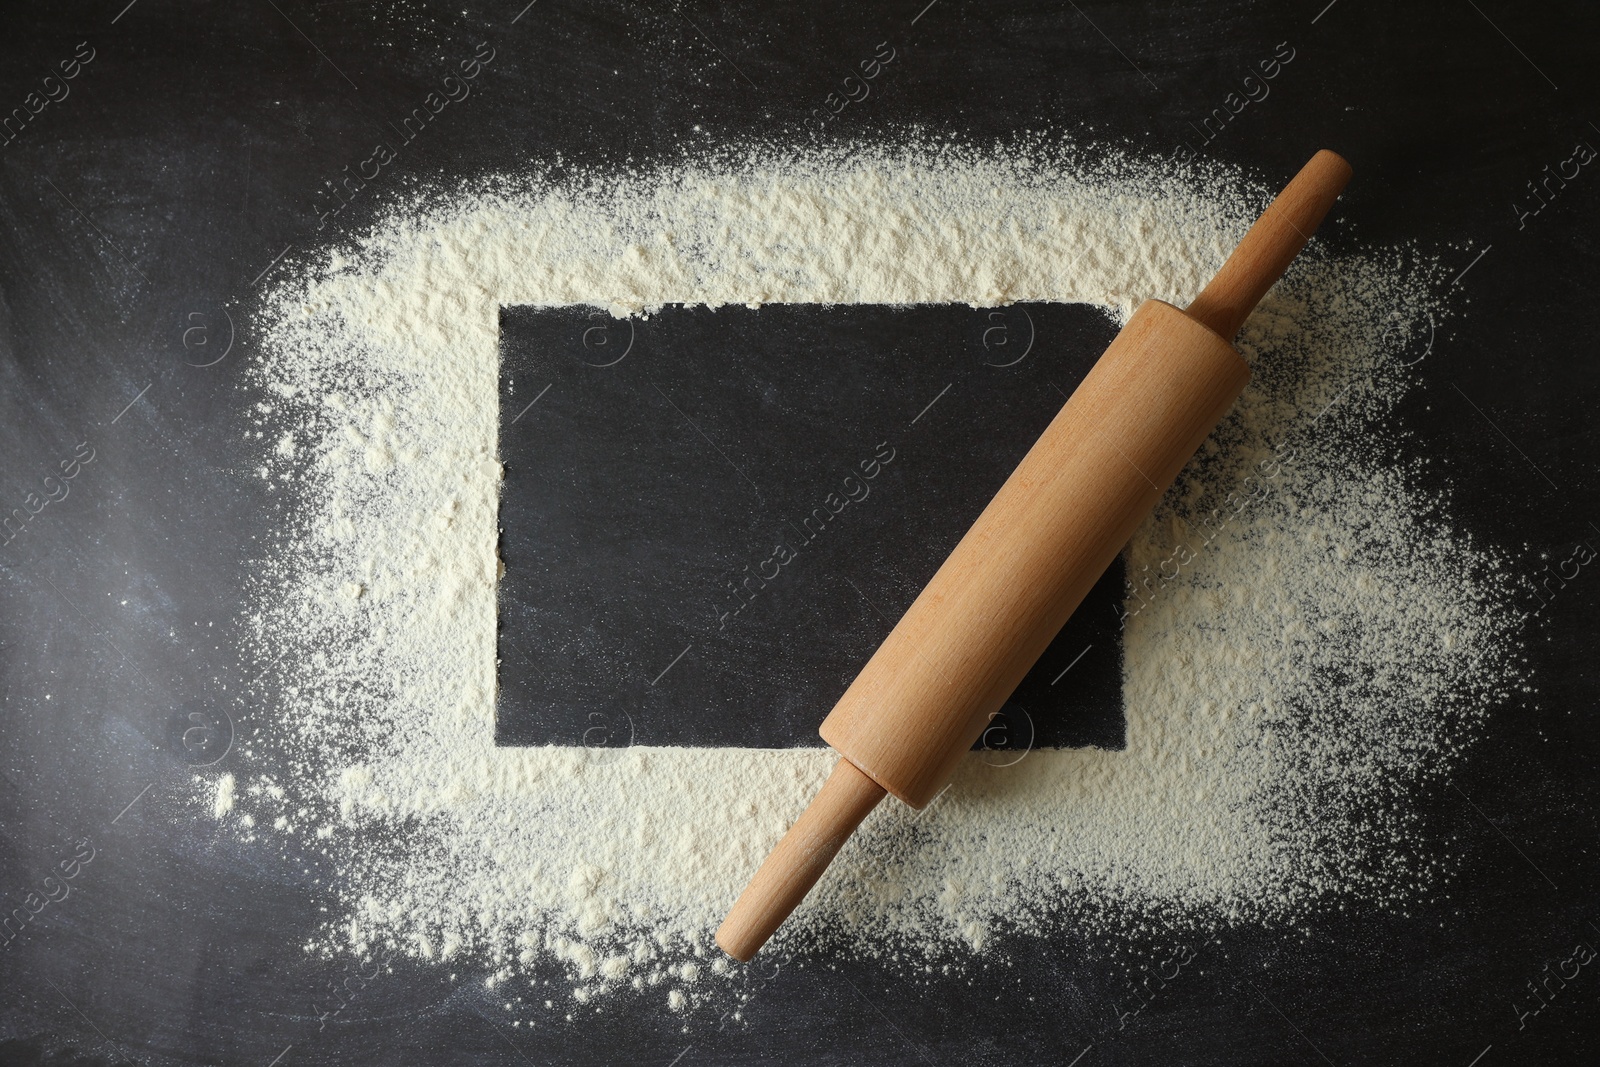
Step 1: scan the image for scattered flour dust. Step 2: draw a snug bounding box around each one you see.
[220,143,1519,1011]
[211,773,235,819]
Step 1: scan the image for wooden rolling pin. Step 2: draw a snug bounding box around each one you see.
[715,150,1353,961]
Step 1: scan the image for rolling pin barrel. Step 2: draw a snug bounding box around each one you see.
[819,300,1248,807]
[716,150,1352,962]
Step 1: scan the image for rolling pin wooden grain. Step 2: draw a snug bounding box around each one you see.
[716,150,1353,961]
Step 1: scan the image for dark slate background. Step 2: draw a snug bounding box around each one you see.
[496,302,1129,750]
[2,1,1599,1064]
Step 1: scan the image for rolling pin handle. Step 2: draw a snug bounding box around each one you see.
[714,758,886,962]
[1184,149,1352,341]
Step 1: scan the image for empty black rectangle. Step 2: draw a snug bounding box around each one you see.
[497,303,1125,749]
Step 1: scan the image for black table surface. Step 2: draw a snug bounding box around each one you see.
[495,302,1130,751]
[3,2,1599,1064]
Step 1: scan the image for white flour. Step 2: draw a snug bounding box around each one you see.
[227,143,1518,1012]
